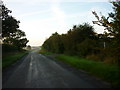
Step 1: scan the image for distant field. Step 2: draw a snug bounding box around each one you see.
[55,54,119,87]
[3,51,28,69]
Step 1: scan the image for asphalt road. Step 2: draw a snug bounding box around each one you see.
[3,51,111,88]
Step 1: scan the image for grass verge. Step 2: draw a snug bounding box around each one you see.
[55,54,120,87]
[2,51,28,69]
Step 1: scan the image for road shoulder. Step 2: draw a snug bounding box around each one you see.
[2,53,29,85]
[42,54,112,88]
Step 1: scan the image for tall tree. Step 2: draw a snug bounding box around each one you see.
[1,3,29,50]
[42,23,97,55]
[92,1,120,47]
[92,0,120,65]
[1,4,20,38]
[110,1,120,47]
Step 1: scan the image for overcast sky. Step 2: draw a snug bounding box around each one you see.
[3,0,113,46]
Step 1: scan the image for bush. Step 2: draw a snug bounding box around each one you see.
[86,54,100,61]
[77,39,98,57]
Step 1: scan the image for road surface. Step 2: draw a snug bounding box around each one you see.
[3,51,111,88]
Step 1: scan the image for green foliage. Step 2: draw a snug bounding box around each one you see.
[2,51,28,69]
[77,39,98,57]
[42,23,97,55]
[43,32,64,53]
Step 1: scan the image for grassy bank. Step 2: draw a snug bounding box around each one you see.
[55,54,119,87]
[3,51,28,69]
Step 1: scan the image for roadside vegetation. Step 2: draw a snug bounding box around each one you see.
[3,51,28,69]
[55,54,119,87]
[40,1,120,87]
[1,4,29,50]
[1,2,29,69]
[39,49,119,87]
[42,1,120,65]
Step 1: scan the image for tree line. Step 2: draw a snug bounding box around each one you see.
[0,2,29,52]
[42,1,120,65]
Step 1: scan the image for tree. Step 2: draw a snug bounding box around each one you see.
[42,23,97,56]
[77,38,98,57]
[2,16,20,38]
[43,32,64,53]
[92,1,120,47]
[1,4,20,38]
[1,3,29,50]
[92,0,120,65]
[110,1,120,47]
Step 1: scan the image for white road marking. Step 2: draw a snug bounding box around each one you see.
[30,55,33,66]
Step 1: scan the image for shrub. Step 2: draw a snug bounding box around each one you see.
[86,54,100,61]
[77,39,98,57]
